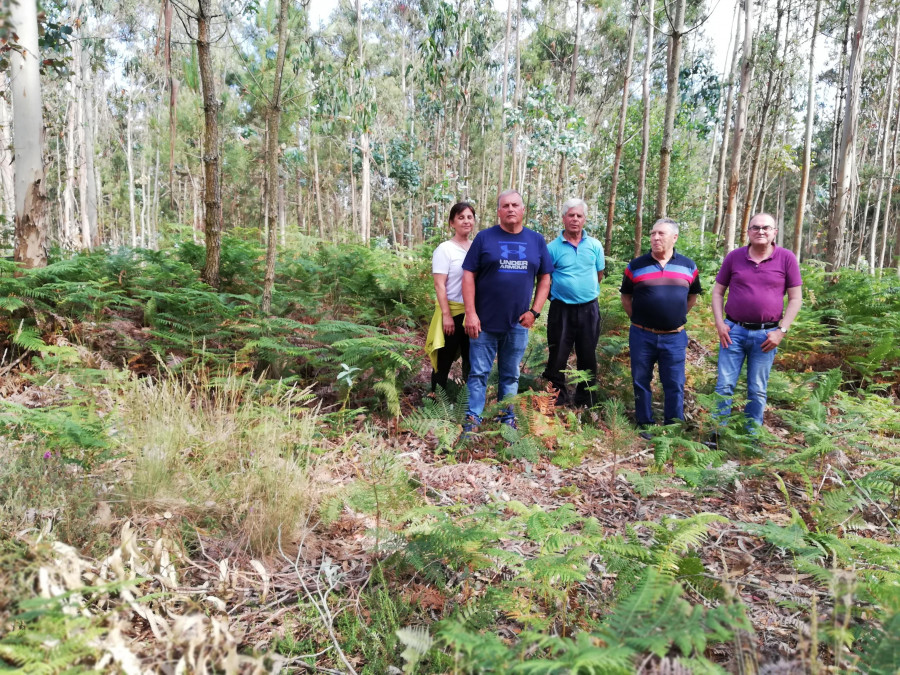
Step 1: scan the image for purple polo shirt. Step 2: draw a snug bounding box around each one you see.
[716,245,802,323]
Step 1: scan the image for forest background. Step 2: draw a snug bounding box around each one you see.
[1,0,900,672]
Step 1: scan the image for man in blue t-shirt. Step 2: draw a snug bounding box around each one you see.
[461,189,554,434]
[620,218,701,434]
[543,198,605,408]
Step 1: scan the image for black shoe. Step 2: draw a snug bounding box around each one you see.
[494,406,518,430]
[639,431,653,441]
[703,433,718,449]
[460,414,482,441]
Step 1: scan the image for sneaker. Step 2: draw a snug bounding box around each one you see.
[638,431,653,441]
[494,405,518,430]
[702,433,718,449]
[459,414,482,442]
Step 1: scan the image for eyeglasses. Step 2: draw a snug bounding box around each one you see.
[749,225,774,233]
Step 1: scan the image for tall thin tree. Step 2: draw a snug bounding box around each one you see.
[635,0,656,257]
[605,1,639,253]
[826,0,870,272]
[261,0,291,313]
[10,0,49,268]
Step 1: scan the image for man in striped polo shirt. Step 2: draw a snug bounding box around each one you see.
[620,218,701,434]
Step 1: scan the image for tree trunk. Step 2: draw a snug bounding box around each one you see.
[793,0,820,259]
[75,22,98,248]
[867,16,899,273]
[11,0,48,267]
[714,11,742,238]
[509,0,523,189]
[126,98,138,248]
[556,0,581,210]
[0,74,15,228]
[64,100,78,246]
[497,0,514,194]
[261,0,290,312]
[634,0,656,257]
[197,0,223,288]
[878,91,900,272]
[723,0,755,252]
[826,0,870,272]
[739,0,784,245]
[655,0,686,219]
[605,0,638,253]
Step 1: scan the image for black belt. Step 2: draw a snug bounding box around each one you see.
[726,315,779,330]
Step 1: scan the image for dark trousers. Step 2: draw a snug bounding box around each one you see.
[431,313,470,391]
[543,298,601,406]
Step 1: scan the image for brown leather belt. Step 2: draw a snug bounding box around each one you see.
[632,323,684,334]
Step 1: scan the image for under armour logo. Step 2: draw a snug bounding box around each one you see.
[501,244,527,259]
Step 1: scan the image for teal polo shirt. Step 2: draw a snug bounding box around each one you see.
[547,233,606,304]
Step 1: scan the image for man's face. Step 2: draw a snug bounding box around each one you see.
[497,193,525,229]
[748,215,777,245]
[562,206,585,237]
[650,223,677,256]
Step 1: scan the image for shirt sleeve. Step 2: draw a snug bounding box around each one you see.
[595,241,606,272]
[432,243,450,275]
[462,233,482,272]
[715,252,733,286]
[620,264,634,294]
[785,252,802,288]
[536,236,555,275]
[689,266,702,294]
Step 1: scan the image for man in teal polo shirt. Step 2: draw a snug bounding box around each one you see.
[542,198,606,407]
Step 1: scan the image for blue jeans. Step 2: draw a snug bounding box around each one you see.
[466,325,530,418]
[629,325,688,426]
[714,320,778,428]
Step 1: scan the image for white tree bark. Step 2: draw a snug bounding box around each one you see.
[10,0,49,267]
[827,0,870,271]
[867,16,899,273]
[0,74,15,230]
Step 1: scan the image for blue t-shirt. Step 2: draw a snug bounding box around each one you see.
[547,233,605,304]
[462,225,554,332]
[619,250,702,331]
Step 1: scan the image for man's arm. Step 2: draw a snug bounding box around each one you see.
[687,293,698,313]
[761,286,802,352]
[598,270,604,284]
[519,273,551,328]
[711,282,731,348]
[620,294,633,319]
[462,270,480,338]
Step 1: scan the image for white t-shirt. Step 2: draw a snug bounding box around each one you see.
[432,240,469,303]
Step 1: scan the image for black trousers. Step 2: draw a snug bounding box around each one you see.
[431,313,470,391]
[542,298,601,406]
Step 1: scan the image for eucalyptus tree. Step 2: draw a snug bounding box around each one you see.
[654,0,686,219]
[634,0,656,257]
[826,0,870,272]
[605,0,638,252]
[793,0,822,258]
[723,0,754,252]
[9,0,49,267]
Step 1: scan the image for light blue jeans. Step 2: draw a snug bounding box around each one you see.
[466,324,530,418]
[714,320,778,428]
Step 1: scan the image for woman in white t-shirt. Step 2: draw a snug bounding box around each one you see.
[425,202,475,392]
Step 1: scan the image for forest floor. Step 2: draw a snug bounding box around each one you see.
[1,244,899,674]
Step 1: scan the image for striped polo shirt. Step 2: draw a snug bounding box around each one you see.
[620,250,702,331]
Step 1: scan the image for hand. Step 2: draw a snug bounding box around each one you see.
[761,329,784,352]
[442,313,455,335]
[518,311,536,329]
[465,313,481,339]
[716,321,732,348]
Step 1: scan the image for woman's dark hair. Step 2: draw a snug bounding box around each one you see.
[448,201,475,223]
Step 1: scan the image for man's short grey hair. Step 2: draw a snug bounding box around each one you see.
[561,198,587,217]
[497,189,523,208]
[652,217,679,235]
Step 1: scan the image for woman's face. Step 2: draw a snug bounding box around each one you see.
[450,208,475,238]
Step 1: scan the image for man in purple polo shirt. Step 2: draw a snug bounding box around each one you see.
[711,213,802,431]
